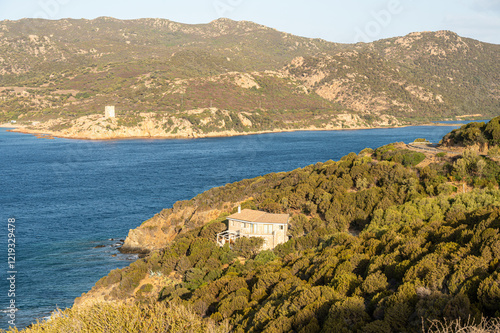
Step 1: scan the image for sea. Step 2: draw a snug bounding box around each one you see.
[0,123,478,329]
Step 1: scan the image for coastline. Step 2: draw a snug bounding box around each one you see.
[1,118,479,330]
[1,121,463,141]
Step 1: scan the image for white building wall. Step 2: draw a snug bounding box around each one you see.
[226,219,288,250]
[105,106,115,118]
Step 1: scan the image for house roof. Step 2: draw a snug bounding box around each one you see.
[227,209,289,224]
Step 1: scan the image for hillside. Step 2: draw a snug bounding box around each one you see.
[286,31,500,120]
[7,121,500,333]
[441,117,500,154]
[1,18,499,139]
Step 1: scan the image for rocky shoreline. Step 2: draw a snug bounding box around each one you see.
[7,124,399,141]
[1,109,407,141]
[1,115,468,142]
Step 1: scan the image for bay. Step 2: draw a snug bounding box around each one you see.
[0,124,465,329]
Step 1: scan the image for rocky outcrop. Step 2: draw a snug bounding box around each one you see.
[440,138,490,154]
[120,200,238,254]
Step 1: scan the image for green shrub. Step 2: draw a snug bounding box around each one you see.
[362,271,389,294]
[254,250,277,265]
[233,237,265,258]
[436,152,447,158]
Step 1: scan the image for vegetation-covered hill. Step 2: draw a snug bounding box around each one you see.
[0,17,344,127]
[442,117,500,150]
[7,121,500,333]
[286,31,500,120]
[1,18,499,136]
[0,17,341,79]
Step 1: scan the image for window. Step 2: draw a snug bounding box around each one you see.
[244,223,248,228]
[263,224,273,234]
[279,225,284,230]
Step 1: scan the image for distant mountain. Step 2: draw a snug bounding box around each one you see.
[0,17,341,79]
[0,18,499,133]
[287,31,500,120]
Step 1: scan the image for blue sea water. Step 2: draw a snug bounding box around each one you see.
[0,124,466,329]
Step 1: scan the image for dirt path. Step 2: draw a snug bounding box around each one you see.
[406,143,461,168]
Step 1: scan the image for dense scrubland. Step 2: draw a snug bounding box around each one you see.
[4,118,500,333]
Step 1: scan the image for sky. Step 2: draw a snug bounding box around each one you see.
[0,0,499,44]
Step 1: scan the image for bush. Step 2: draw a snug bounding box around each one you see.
[400,151,426,167]
[362,271,389,294]
[254,250,277,265]
[436,152,447,159]
[414,138,430,143]
[233,237,265,258]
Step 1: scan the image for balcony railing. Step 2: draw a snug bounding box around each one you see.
[216,230,241,247]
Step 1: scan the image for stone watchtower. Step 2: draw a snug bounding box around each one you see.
[105,106,115,118]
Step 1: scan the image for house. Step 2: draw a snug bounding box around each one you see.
[216,207,289,250]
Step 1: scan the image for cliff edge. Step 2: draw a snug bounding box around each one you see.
[120,202,232,254]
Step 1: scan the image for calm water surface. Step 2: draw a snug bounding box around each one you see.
[0,125,465,328]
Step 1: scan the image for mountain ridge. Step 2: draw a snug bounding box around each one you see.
[1,18,499,139]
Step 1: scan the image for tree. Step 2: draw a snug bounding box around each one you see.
[453,149,486,180]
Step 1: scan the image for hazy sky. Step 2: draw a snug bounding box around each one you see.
[1,0,499,44]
